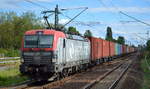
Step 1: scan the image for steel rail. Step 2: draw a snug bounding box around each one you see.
[82,63,123,89]
[108,60,131,89]
[82,56,132,89]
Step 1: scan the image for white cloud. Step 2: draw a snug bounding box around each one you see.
[113,30,128,35]
[59,19,69,24]
[88,7,150,13]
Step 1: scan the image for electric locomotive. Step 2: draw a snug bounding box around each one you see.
[20,29,90,81]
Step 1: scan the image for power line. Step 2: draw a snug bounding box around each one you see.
[133,33,147,41]
[97,0,124,26]
[101,0,150,27]
[61,7,88,29]
[119,11,150,27]
[24,0,48,9]
[97,0,109,9]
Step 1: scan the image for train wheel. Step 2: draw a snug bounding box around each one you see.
[55,72,61,80]
[62,69,69,78]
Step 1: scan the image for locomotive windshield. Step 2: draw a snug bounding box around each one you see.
[24,35,54,48]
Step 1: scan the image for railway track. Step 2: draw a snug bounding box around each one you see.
[108,60,131,89]
[5,54,135,89]
[85,56,133,89]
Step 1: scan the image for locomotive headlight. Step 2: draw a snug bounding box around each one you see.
[20,58,24,63]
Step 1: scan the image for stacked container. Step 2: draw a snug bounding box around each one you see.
[102,40,110,58]
[109,41,115,57]
[115,43,118,56]
[89,37,103,62]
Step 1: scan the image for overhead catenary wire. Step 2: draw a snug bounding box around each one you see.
[61,7,88,29]
[24,0,48,9]
[98,0,150,45]
[61,13,101,27]
[23,0,103,31]
[98,0,150,27]
[96,0,126,28]
[119,11,150,27]
[97,0,131,45]
[108,0,150,28]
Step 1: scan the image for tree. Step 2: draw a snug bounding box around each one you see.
[105,26,113,41]
[84,30,92,37]
[67,26,80,35]
[0,12,44,49]
[117,36,125,44]
[146,40,150,51]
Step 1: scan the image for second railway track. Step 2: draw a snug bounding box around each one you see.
[86,56,132,89]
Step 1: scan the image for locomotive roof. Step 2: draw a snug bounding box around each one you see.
[66,34,88,41]
[25,29,66,36]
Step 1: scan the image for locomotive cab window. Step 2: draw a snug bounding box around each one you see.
[24,35,38,48]
[39,35,54,48]
[24,35,54,48]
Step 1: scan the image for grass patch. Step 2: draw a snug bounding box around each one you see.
[0,60,20,66]
[0,63,28,86]
[141,52,150,89]
[0,58,20,62]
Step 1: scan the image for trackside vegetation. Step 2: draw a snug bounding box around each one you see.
[105,26,125,44]
[141,40,150,89]
[0,12,44,57]
[0,63,28,86]
[141,51,150,89]
[0,48,19,57]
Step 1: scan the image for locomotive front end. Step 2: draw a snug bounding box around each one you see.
[19,30,65,80]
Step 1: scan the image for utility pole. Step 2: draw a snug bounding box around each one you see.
[42,5,88,31]
[146,31,149,40]
[55,5,59,30]
[42,4,61,30]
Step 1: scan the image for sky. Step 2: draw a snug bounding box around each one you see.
[0,0,150,46]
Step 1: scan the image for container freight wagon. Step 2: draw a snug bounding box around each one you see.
[118,44,122,55]
[129,47,132,53]
[109,41,115,57]
[129,47,134,53]
[88,37,103,63]
[132,47,135,52]
[115,43,119,56]
[122,45,127,54]
[115,43,123,56]
[102,40,110,58]
[126,46,129,53]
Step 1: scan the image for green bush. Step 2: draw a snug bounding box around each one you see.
[141,51,150,89]
[0,48,20,57]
